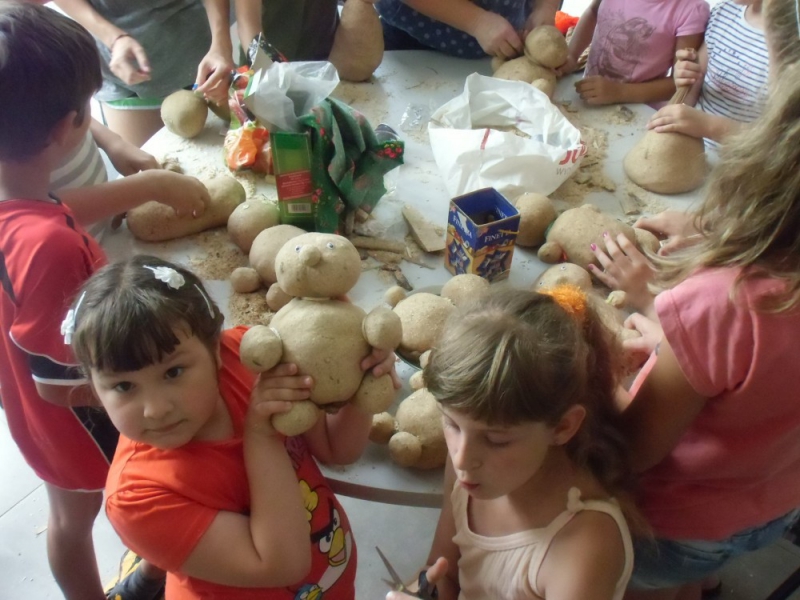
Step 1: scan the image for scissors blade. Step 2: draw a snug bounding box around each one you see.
[376,546,404,588]
[382,577,403,591]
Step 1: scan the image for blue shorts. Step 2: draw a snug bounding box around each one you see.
[629,510,800,590]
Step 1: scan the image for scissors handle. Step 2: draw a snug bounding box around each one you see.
[416,570,438,600]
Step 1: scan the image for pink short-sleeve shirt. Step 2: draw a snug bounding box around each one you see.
[586,0,710,84]
[633,268,800,540]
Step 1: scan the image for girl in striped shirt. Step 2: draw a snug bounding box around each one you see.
[646,0,769,149]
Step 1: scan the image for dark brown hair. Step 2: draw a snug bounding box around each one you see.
[0,1,102,161]
[70,256,224,373]
[424,289,633,496]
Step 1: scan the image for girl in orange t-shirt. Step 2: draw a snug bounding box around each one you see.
[65,255,393,599]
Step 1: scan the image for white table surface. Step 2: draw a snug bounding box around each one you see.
[103,50,709,508]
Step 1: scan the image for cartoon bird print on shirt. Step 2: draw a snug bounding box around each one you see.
[293,480,353,599]
[591,14,655,81]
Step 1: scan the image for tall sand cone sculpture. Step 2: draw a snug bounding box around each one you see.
[623,87,707,194]
[328,0,384,82]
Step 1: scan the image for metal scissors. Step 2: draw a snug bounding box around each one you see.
[376,546,438,600]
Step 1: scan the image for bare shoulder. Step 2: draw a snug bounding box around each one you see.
[536,510,628,600]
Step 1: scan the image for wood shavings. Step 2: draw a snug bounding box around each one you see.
[551,112,612,206]
[160,156,183,173]
[228,291,273,327]
[623,181,667,217]
[189,229,248,280]
[380,264,412,290]
[349,235,406,254]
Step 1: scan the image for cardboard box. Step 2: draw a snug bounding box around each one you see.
[445,188,520,282]
[270,131,316,230]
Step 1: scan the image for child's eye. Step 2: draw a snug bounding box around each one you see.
[486,437,511,448]
[113,381,133,393]
[165,366,184,379]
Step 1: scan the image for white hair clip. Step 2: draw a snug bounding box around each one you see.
[144,265,185,289]
[61,291,86,345]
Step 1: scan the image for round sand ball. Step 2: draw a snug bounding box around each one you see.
[409,370,425,390]
[634,228,661,255]
[494,56,540,83]
[266,283,293,312]
[607,290,627,309]
[239,325,282,372]
[384,285,407,307]
[388,431,423,467]
[249,224,305,285]
[369,412,396,444]
[532,78,556,99]
[440,274,490,307]
[273,402,320,437]
[160,90,208,138]
[535,263,592,292]
[230,267,262,293]
[524,26,568,69]
[515,193,557,247]
[491,56,507,73]
[393,293,455,354]
[227,198,280,253]
[419,349,432,370]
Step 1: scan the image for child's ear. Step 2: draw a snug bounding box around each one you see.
[47,110,82,149]
[552,404,586,446]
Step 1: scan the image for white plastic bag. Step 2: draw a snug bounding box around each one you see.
[245,61,340,132]
[429,73,584,199]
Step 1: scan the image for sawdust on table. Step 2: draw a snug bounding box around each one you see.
[552,103,614,206]
[330,81,391,127]
[229,291,273,327]
[621,181,668,224]
[189,229,248,280]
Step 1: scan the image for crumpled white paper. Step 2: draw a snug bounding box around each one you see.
[245,61,340,132]
[429,73,584,199]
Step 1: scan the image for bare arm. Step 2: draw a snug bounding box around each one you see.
[620,337,707,472]
[54,0,151,84]
[557,0,600,76]
[180,393,312,587]
[401,0,523,57]
[576,33,704,105]
[58,170,208,227]
[538,511,627,600]
[234,0,262,53]
[53,0,122,48]
[89,119,160,176]
[426,458,461,600]
[195,0,235,103]
[303,402,372,466]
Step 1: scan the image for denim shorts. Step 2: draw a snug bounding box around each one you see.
[628,509,800,590]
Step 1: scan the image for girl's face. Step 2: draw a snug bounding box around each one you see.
[441,406,560,501]
[91,330,225,450]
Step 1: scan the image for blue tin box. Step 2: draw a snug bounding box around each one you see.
[445,188,520,282]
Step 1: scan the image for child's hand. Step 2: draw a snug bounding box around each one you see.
[471,11,523,59]
[634,211,699,255]
[386,557,449,600]
[360,349,401,390]
[588,233,655,313]
[622,313,664,356]
[647,104,706,138]
[108,35,151,85]
[555,54,580,77]
[195,48,234,105]
[673,48,703,88]
[575,76,623,105]
[104,137,160,176]
[247,363,313,435]
[138,170,209,218]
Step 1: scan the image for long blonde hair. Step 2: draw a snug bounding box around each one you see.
[652,0,800,311]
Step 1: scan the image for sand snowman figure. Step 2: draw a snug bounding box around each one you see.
[240,232,402,436]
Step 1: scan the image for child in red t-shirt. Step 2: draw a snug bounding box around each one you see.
[0,5,209,599]
[65,255,393,599]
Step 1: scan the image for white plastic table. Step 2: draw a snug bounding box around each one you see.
[103,50,708,508]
